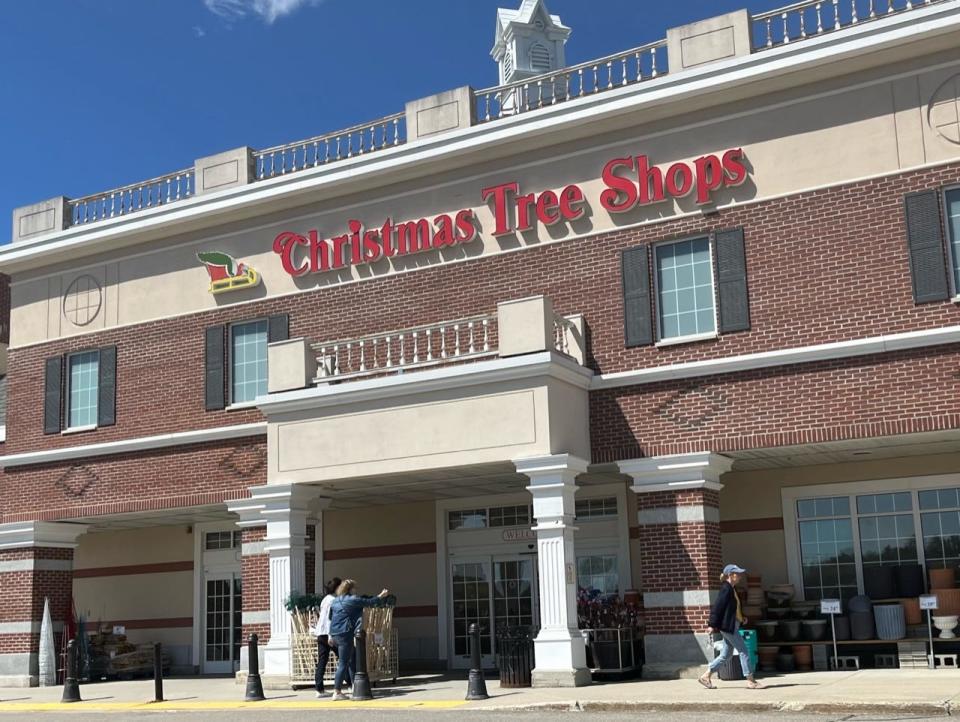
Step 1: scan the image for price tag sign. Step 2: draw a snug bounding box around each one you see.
[820,599,841,615]
[920,594,939,611]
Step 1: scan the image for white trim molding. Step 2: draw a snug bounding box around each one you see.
[621,452,733,494]
[637,505,720,526]
[256,351,593,416]
[643,590,718,608]
[0,422,267,468]
[0,521,88,550]
[594,325,960,390]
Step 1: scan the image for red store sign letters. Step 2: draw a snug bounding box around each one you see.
[272,148,747,277]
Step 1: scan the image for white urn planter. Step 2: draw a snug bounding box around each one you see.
[933,615,959,639]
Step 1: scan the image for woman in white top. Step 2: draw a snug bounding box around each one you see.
[313,577,347,697]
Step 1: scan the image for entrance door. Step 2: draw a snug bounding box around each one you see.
[449,555,537,668]
[203,572,242,674]
[450,559,493,668]
[492,557,536,635]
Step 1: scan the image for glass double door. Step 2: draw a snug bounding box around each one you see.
[203,572,242,674]
[450,556,537,668]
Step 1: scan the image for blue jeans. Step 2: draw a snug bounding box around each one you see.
[708,626,752,677]
[332,633,355,692]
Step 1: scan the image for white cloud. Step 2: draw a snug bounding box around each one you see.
[203,0,322,24]
[192,25,207,37]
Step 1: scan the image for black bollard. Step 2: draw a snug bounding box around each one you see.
[351,629,373,700]
[244,633,265,702]
[61,638,81,703]
[465,623,489,700]
[153,642,164,702]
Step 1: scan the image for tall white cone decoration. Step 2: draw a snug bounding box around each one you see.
[38,597,56,686]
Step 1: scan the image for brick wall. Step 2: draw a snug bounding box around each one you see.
[636,489,721,636]
[0,436,264,522]
[241,527,269,645]
[0,547,73,655]
[6,163,960,464]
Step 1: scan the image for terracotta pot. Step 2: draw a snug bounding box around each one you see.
[623,589,641,606]
[747,588,765,605]
[901,597,922,626]
[802,619,827,641]
[776,652,795,672]
[863,565,896,600]
[743,605,764,622]
[758,646,778,672]
[936,588,960,616]
[792,644,812,671]
[747,575,762,588]
[930,568,956,591]
[755,620,779,643]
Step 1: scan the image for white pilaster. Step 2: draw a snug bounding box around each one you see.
[514,453,591,688]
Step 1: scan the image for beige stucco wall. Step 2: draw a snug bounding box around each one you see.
[323,502,439,662]
[11,56,960,348]
[72,526,195,671]
[268,373,589,485]
[719,452,960,588]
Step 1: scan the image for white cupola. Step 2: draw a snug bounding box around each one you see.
[492,0,571,86]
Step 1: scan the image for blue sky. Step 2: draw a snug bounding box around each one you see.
[1,0,785,238]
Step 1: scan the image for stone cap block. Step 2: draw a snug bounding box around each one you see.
[498,295,554,358]
[194,146,256,195]
[12,197,69,243]
[666,9,752,73]
[405,86,476,142]
[268,338,317,393]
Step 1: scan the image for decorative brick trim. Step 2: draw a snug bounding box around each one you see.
[393,605,439,618]
[0,490,240,524]
[97,617,193,629]
[720,517,785,533]
[323,542,436,561]
[73,561,194,578]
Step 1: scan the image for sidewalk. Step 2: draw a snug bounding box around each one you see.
[0,669,959,714]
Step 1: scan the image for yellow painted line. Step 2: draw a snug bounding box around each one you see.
[0,699,467,712]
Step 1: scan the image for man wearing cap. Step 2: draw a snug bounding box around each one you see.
[699,563,763,689]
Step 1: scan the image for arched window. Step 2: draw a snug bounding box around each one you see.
[529,43,551,73]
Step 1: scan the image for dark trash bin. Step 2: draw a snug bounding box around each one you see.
[496,626,536,688]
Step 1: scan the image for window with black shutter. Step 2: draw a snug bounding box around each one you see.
[904,190,949,304]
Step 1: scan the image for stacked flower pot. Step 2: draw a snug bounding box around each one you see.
[930,567,960,639]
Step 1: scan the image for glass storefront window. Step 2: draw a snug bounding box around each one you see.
[920,486,960,578]
[794,483,960,599]
[577,554,619,595]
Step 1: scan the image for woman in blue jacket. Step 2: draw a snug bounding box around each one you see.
[699,564,762,689]
[329,579,389,700]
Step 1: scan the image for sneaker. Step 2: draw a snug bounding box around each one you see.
[315,690,328,698]
[331,691,349,701]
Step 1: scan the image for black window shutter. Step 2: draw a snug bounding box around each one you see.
[43,356,63,434]
[622,246,653,347]
[97,346,117,427]
[268,314,289,344]
[205,325,226,411]
[714,227,751,333]
[904,190,950,303]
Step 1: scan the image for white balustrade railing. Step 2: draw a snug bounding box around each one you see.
[68,169,194,226]
[553,314,577,357]
[752,0,942,49]
[47,1,939,232]
[312,314,496,383]
[475,39,667,122]
[254,112,405,180]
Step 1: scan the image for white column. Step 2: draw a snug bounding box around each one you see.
[234,484,321,677]
[514,454,591,688]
